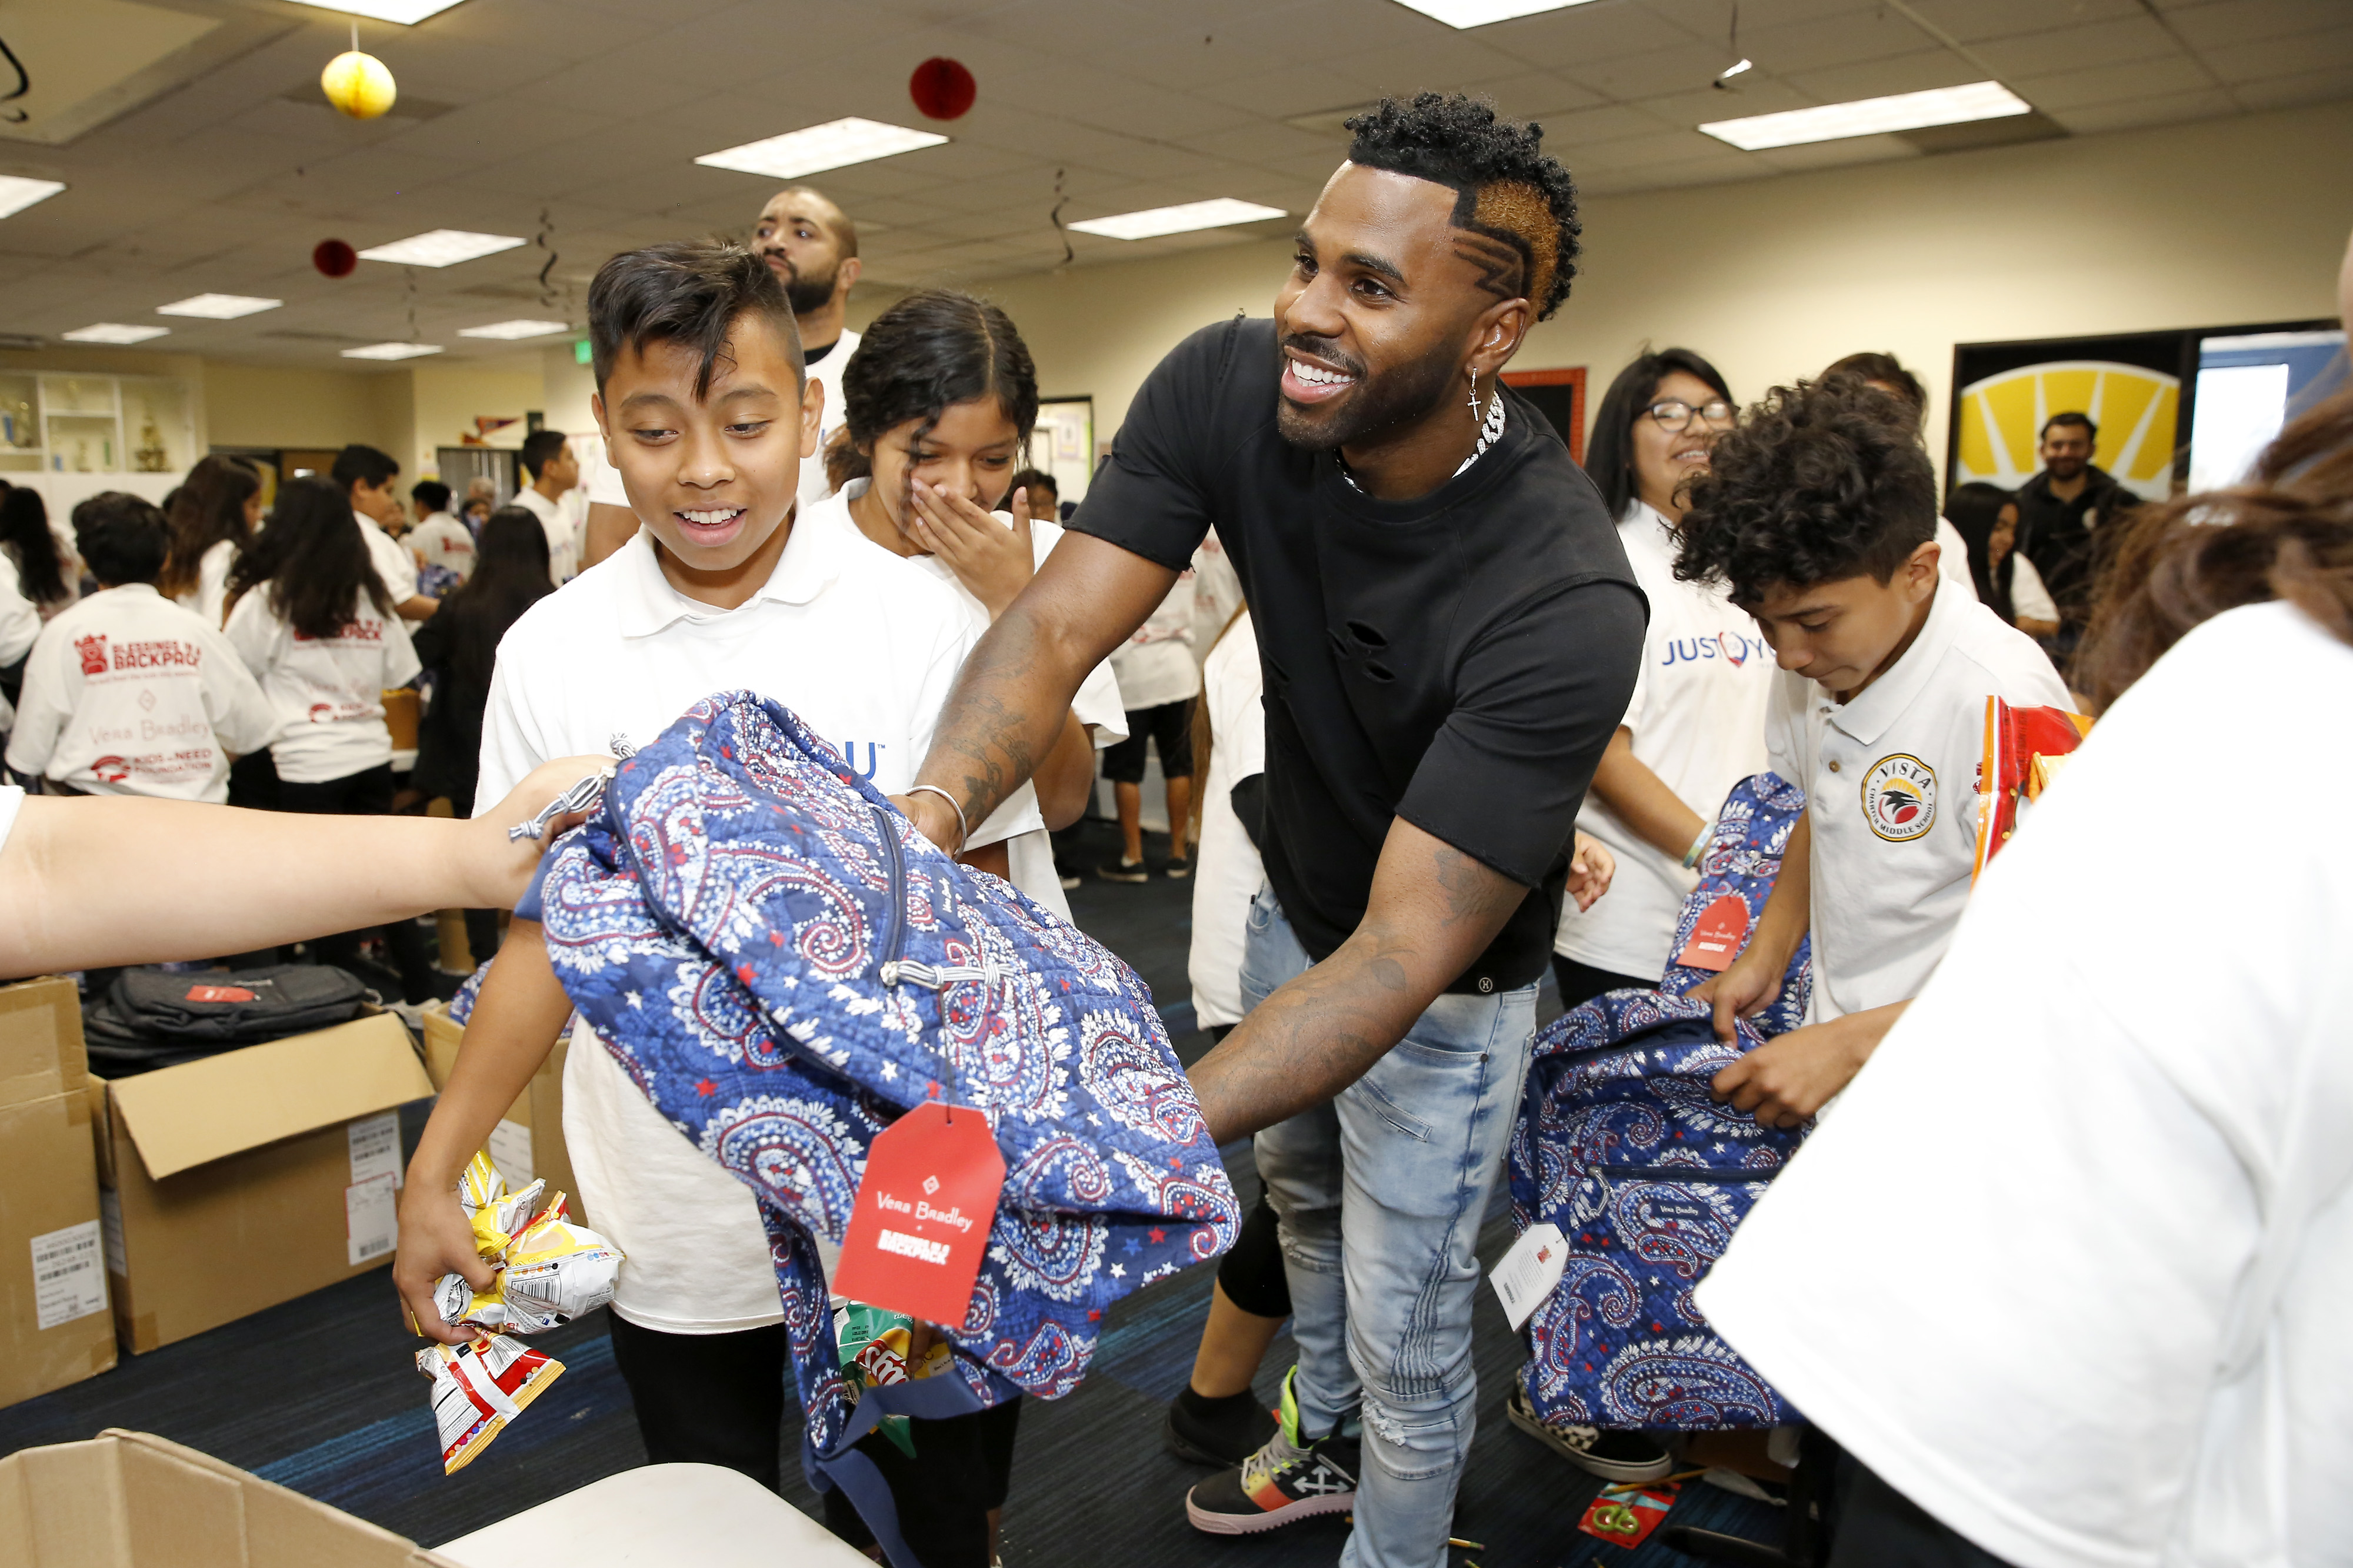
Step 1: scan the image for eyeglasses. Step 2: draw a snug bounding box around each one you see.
[1647,398,1736,432]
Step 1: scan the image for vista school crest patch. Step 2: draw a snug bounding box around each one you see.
[1862,753,1936,841]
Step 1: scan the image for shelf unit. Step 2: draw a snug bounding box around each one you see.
[0,371,196,479]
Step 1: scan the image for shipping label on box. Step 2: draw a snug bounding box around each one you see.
[348,1110,402,1188]
[30,1220,108,1332]
[488,1118,533,1187]
[346,1175,398,1268]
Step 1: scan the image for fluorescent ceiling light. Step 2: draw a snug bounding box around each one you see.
[156,293,281,319]
[0,176,65,220]
[695,118,947,179]
[1702,80,2031,151]
[458,319,571,340]
[289,1,469,22]
[62,323,169,345]
[358,229,525,268]
[1068,198,1288,242]
[342,342,444,360]
[1387,0,1599,26]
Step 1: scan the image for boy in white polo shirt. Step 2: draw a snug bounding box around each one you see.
[1674,378,2067,1127]
[395,241,974,1519]
[6,492,275,800]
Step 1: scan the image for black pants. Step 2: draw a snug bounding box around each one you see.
[1102,698,1195,782]
[1829,1453,2020,1567]
[1551,953,1652,1013]
[275,763,435,1003]
[606,1314,1021,1568]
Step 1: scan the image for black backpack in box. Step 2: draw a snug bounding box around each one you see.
[82,964,369,1075]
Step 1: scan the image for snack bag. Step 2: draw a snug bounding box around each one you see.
[1576,1479,1682,1548]
[418,1334,565,1475]
[415,1152,624,1473]
[1974,698,2095,883]
[432,1152,624,1333]
[834,1300,951,1459]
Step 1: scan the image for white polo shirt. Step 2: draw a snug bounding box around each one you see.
[509,485,578,586]
[1933,516,1978,603]
[3,585,277,802]
[1767,578,2065,1023]
[1701,601,2353,1568]
[224,587,421,785]
[1189,612,1264,1030]
[1555,503,1773,980]
[179,538,238,629]
[475,506,971,1335]
[355,512,421,609]
[807,479,1126,922]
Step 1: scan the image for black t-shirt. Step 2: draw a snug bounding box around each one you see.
[1072,317,1644,991]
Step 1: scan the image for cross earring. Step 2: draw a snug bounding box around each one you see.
[1468,367,1481,420]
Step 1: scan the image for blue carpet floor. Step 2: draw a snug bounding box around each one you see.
[0,819,1787,1566]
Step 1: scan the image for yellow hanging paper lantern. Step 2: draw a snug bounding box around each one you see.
[321,49,396,119]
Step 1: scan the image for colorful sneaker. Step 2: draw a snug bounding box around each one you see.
[1505,1380,1672,1482]
[1185,1369,1358,1534]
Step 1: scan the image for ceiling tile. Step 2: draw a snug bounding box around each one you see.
[1780,48,1984,102]
[1969,16,2187,77]
[2011,55,2216,112]
[2201,22,2353,84]
[2045,85,2242,132]
[2158,0,2348,48]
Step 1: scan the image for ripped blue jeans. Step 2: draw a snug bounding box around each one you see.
[1242,888,1538,1568]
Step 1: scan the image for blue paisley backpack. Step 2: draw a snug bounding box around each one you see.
[1507,772,1812,1432]
[519,692,1238,1561]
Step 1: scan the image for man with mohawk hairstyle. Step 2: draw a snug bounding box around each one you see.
[888,92,1645,1564]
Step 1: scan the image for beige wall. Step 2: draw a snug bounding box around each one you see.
[203,362,401,455]
[405,356,546,476]
[970,98,2353,479]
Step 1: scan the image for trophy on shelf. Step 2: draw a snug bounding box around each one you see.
[5,400,29,451]
[74,438,92,473]
[134,406,169,472]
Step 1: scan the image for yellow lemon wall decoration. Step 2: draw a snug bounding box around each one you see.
[1953,361,2178,501]
[321,50,397,120]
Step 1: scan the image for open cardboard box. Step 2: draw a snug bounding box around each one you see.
[0,978,116,1410]
[0,1428,456,1566]
[94,1012,434,1355]
[418,1001,583,1226]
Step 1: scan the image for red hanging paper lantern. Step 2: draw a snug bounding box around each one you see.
[314,238,358,278]
[909,56,976,121]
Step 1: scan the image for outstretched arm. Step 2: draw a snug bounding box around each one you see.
[0,755,611,977]
[1186,815,1528,1143]
[895,524,1177,850]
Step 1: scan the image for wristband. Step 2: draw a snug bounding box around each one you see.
[905,784,969,852]
[1681,823,1713,870]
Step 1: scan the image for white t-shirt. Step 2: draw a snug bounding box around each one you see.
[0,783,21,854]
[1188,612,1264,1030]
[2009,551,2059,626]
[476,506,972,1335]
[1766,579,2066,1023]
[808,480,1126,923]
[1933,516,1978,603]
[1700,600,2353,1568]
[0,551,40,668]
[1109,571,1200,711]
[355,512,421,609]
[181,538,237,629]
[509,485,577,586]
[409,512,476,583]
[4,585,276,802]
[1188,528,1244,665]
[224,586,421,785]
[1555,504,1773,979]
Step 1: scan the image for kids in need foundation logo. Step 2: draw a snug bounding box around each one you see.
[1863,753,1936,842]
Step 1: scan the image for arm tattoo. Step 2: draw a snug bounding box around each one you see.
[926,610,1046,829]
[1430,842,1522,929]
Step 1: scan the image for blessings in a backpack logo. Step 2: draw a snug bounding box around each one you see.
[1862,753,1936,842]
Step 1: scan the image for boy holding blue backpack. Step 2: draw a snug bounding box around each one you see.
[1673,376,2067,1126]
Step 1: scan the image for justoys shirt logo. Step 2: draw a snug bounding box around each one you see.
[1862,753,1936,841]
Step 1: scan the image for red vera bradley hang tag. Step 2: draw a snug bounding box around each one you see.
[832,1100,1006,1326]
[1674,894,1751,972]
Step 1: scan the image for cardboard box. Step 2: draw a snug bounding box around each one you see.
[94,1013,434,1355]
[418,1001,584,1226]
[382,687,420,752]
[0,978,116,1409]
[0,1428,455,1567]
